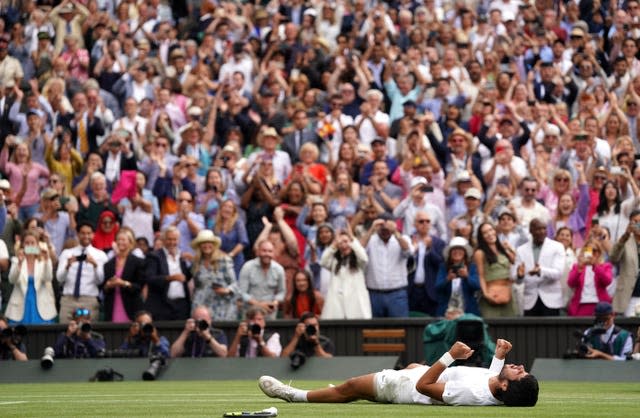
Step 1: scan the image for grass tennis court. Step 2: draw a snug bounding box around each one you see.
[0,380,638,417]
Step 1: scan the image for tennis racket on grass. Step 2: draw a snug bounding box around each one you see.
[223,407,278,417]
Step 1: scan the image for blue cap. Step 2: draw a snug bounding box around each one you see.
[594,302,613,317]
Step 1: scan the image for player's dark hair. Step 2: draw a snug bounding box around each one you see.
[501,374,539,407]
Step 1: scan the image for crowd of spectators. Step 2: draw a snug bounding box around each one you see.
[2,0,640,332]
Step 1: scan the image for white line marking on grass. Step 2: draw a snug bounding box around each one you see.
[0,401,27,405]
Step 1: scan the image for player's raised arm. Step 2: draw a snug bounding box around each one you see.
[489,338,512,373]
[415,341,474,401]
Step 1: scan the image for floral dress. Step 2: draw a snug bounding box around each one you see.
[192,255,239,320]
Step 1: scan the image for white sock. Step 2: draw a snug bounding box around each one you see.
[293,389,309,402]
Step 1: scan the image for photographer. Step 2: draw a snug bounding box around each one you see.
[228,307,281,358]
[170,306,228,358]
[53,307,105,358]
[0,315,27,361]
[582,302,633,361]
[119,311,170,358]
[281,312,334,362]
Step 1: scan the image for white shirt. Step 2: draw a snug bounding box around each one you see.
[56,245,108,297]
[580,266,599,304]
[355,110,390,145]
[481,156,528,196]
[365,234,413,290]
[164,248,186,300]
[104,151,122,183]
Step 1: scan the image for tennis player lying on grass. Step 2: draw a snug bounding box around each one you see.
[259,339,538,407]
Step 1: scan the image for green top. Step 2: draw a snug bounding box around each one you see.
[484,252,511,282]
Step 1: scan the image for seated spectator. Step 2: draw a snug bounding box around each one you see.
[581,302,633,361]
[228,307,282,358]
[54,307,106,358]
[281,312,334,363]
[6,230,56,325]
[170,306,228,358]
[284,270,324,319]
[119,311,170,358]
[0,315,28,361]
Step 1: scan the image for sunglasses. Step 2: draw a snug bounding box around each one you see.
[524,188,537,192]
[416,219,431,224]
[554,177,570,183]
[74,308,90,317]
[178,198,192,203]
[594,175,607,180]
[155,143,168,148]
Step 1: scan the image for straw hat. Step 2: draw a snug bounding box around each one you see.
[257,127,281,147]
[191,230,221,249]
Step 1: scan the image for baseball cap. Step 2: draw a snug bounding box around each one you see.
[455,170,472,183]
[594,301,613,317]
[464,187,482,200]
[40,188,59,200]
[410,176,428,189]
[545,124,561,136]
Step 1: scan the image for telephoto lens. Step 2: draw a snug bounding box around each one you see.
[142,323,154,335]
[41,347,55,369]
[251,323,262,335]
[142,356,166,381]
[80,322,92,333]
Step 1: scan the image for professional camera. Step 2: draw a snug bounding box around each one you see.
[564,322,607,359]
[305,324,317,336]
[289,350,307,369]
[142,355,167,381]
[1,324,27,344]
[250,323,262,335]
[40,347,55,369]
[196,319,209,331]
[141,323,154,336]
[90,367,124,382]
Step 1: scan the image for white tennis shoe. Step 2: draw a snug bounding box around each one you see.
[258,376,297,402]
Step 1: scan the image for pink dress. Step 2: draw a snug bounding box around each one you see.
[111,264,131,323]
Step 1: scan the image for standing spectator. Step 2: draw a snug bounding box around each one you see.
[320,230,371,319]
[170,306,228,358]
[513,219,566,317]
[282,109,321,164]
[91,210,118,253]
[38,187,75,257]
[567,240,613,317]
[362,214,413,318]
[0,138,50,221]
[144,226,192,321]
[191,230,238,321]
[102,229,145,323]
[5,231,56,325]
[394,176,447,238]
[214,199,249,279]
[610,209,640,316]
[56,222,108,321]
[49,1,90,55]
[76,172,118,228]
[161,190,205,256]
[511,177,551,228]
[435,237,481,317]
[238,239,286,320]
[408,211,446,317]
[474,222,517,318]
[228,307,282,358]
